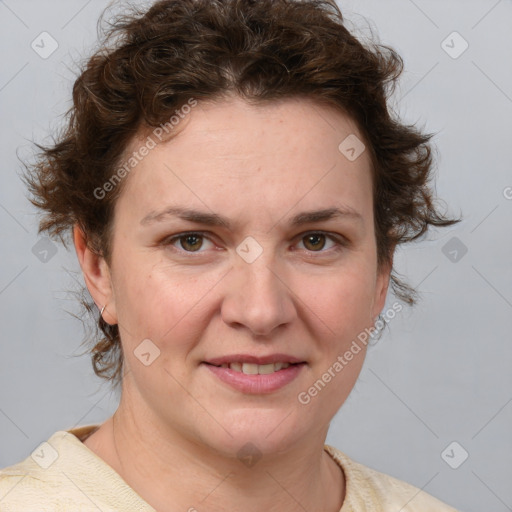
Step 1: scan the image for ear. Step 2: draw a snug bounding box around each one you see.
[73,224,118,325]
[371,256,393,321]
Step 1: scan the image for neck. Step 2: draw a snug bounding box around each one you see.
[84,398,345,512]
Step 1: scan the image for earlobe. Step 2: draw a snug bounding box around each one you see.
[73,224,117,325]
[373,260,393,319]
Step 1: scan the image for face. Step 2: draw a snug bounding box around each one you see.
[85,95,390,457]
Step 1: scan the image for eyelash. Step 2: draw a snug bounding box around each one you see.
[160,231,348,256]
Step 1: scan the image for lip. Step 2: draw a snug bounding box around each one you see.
[204,353,306,366]
[202,362,306,394]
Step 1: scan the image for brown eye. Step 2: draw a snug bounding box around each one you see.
[296,232,344,254]
[302,233,327,251]
[162,231,216,254]
[178,234,204,252]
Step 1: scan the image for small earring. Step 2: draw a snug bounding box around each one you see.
[100,304,106,316]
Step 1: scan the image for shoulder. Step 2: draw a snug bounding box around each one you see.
[324,445,460,512]
[0,428,153,511]
[0,431,88,510]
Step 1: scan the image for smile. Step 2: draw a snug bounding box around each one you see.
[208,361,295,374]
[202,360,306,394]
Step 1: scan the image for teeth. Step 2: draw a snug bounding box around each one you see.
[230,362,242,372]
[258,363,275,375]
[220,362,293,374]
[242,363,259,375]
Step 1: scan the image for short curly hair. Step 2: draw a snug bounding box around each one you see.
[23,0,459,389]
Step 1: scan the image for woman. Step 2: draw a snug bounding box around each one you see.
[0,0,461,510]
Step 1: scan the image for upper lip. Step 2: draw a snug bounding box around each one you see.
[204,354,306,366]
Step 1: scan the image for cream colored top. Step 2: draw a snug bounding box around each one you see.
[0,424,459,511]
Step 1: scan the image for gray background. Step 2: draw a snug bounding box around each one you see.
[0,1,511,511]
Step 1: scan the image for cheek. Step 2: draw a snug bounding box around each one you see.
[113,256,222,347]
[299,269,375,411]
[305,261,377,331]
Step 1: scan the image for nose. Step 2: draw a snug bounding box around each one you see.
[221,254,296,337]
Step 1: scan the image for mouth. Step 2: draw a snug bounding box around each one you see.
[202,356,307,394]
[204,361,304,375]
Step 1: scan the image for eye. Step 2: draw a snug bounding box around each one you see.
[164,232,214,253]
[296,232,344,253]
[161,231,347,255]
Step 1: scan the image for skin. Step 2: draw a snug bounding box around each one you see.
[74,95,392,512]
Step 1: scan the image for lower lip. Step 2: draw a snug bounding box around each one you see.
[202,363,305,394]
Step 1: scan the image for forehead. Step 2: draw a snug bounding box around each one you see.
[128,95,369,165]
[116,96,373,225]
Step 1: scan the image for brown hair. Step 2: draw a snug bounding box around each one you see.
[23,0,459,389]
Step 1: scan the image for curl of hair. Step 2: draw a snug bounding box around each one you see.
[23,0,460,388]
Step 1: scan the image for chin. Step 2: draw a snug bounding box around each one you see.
[196,407,309,458]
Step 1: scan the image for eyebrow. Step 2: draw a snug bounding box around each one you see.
[140,206,363,229]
